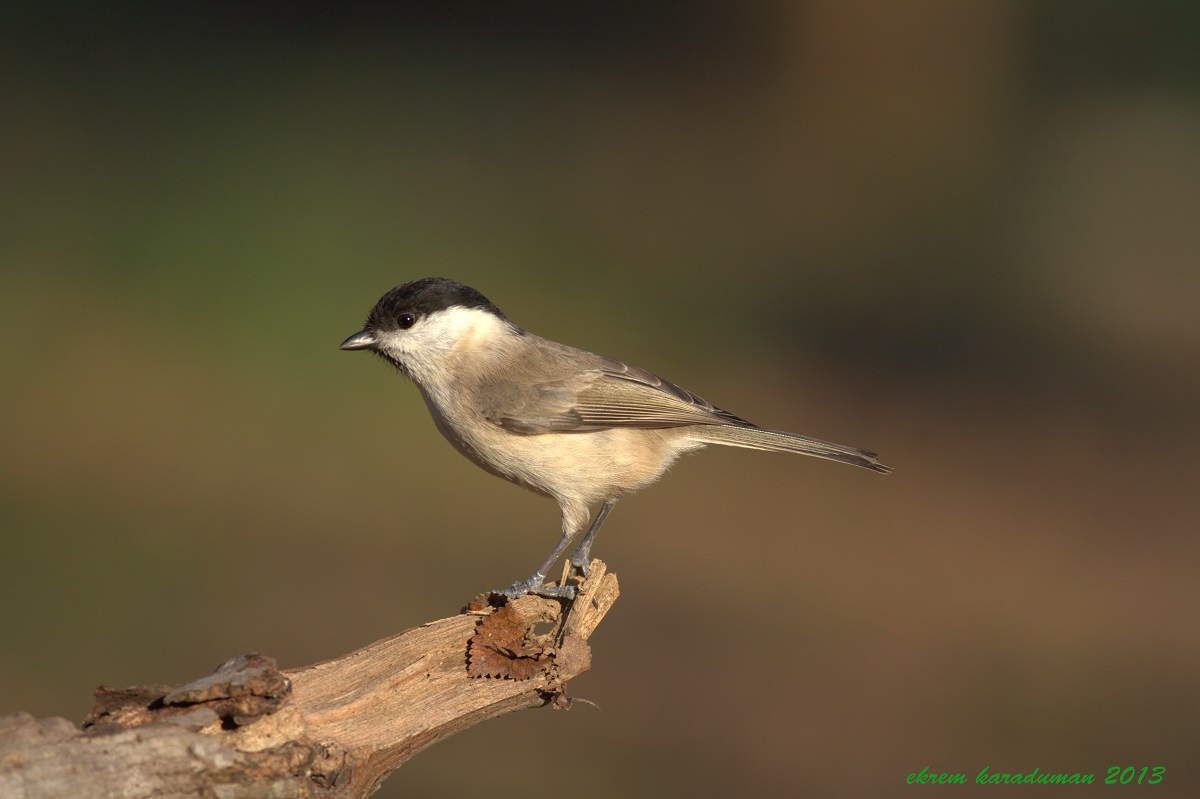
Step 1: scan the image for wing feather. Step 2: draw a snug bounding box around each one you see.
[484,350,752,434]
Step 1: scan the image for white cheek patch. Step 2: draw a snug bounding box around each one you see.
[420,306,506,344]
[379,306,509,385]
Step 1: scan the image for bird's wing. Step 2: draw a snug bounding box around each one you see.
[483,352,753,434]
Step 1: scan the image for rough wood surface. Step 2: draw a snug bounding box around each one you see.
[0,561,619,799]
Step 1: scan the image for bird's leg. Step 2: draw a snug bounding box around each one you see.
[496,499,617,600]
[497,525,584,600]
[568,497,619,577]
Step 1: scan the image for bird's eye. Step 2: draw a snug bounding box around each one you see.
[397,313,416,329]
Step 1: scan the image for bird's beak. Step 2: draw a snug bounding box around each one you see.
[339,330,377,351]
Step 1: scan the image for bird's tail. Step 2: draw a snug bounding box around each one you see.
[689,425,892,474]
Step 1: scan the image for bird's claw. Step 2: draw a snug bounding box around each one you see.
[568,548,592,577]
[495,577,578,601]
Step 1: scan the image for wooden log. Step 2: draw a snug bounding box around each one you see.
[0,561,619,798]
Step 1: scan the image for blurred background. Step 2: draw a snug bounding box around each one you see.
[2,1,1198,796]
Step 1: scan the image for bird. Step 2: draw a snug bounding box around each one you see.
[340,277,889,599]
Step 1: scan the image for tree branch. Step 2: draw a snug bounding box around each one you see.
[0,561,619,799]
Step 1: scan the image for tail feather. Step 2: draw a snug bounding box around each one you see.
[691,425,892,474]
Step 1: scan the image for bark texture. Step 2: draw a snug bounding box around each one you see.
[0,561,618,798]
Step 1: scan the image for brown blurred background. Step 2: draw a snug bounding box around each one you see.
[2,1,1198,796]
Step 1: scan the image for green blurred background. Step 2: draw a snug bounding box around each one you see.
[2,2,1198,796]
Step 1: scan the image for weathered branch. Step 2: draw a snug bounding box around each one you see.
[0,561,619,799]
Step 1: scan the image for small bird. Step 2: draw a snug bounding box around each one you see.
[341,278,889,599]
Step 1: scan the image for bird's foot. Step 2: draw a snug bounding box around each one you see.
[495,575,578,601]
[568,546,592,577]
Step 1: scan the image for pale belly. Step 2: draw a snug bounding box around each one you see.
[421,389,704,506]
